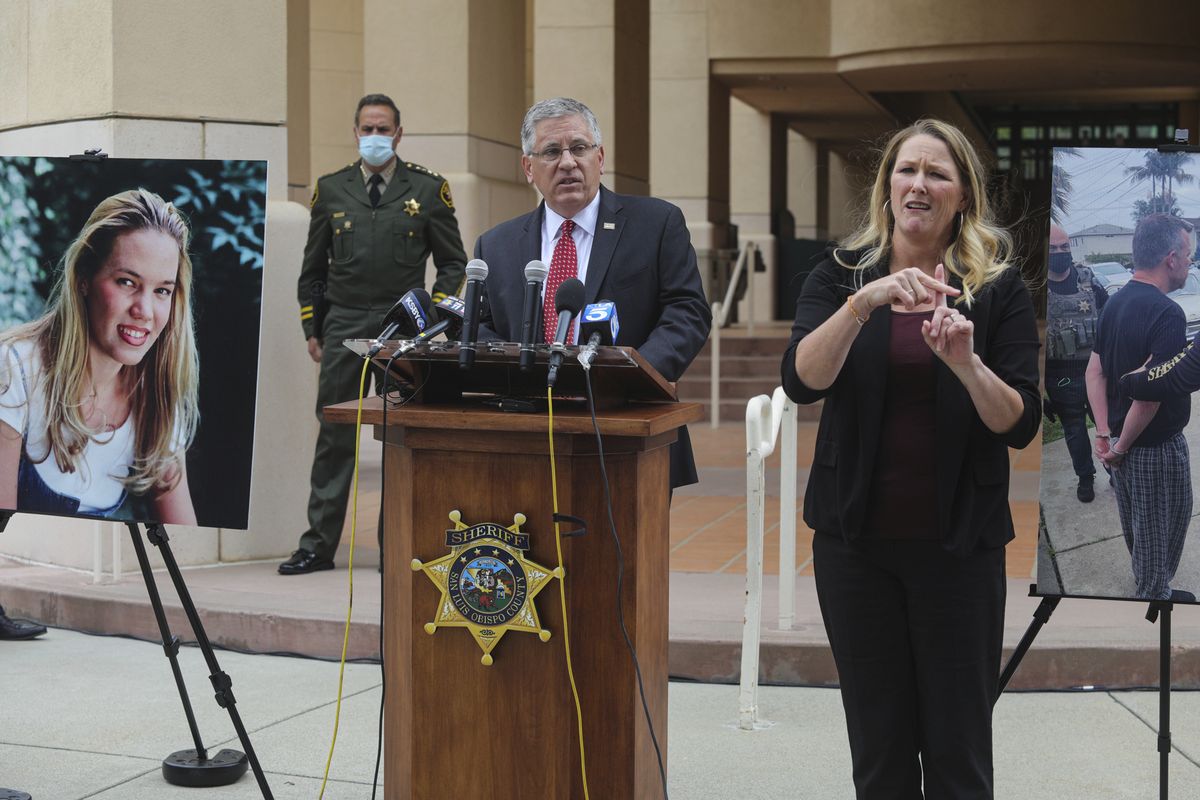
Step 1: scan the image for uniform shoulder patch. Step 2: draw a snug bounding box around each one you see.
[440,180,454,209]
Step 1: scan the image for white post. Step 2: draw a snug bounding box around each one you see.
[738,394,770,730]
[110,522,121,582]
[92,521,103,584]
[710,303,722,430]
[778,392,798,630]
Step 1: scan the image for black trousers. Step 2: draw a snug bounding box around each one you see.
[1045,361,1096,480]
[813,533,1006,800]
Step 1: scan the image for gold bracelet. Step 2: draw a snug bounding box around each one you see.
[846,294,868,326]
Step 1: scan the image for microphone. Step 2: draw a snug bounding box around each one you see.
[367,289,433,357]
[546,277,586,388]
[518,260,549,372]
[458,259,488,370]
[577,301,619,371]
[396,294,467,354]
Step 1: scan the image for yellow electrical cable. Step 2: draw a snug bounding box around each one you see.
[547,387,591,800]
[318,357,371,798]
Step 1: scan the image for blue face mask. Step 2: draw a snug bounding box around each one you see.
[358,135,395,167]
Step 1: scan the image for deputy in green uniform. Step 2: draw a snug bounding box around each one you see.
[282,93,467,575]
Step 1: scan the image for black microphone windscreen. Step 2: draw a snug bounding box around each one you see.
[554,277,586,315]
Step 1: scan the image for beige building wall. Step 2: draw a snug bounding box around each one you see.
[651,0,717,247]
[0,0,314,572]
[533,0,650,195]
[363,0,533,263]
[307,0,364,186]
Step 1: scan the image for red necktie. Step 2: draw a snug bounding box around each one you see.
[543,219,577,344]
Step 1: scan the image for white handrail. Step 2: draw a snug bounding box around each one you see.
[710,241,758,429]
[738,386,798,730]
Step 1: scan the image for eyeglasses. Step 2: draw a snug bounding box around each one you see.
[530,143,599,164]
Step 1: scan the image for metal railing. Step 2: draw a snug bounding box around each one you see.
[710,241,759,429]
[738,386,798,730]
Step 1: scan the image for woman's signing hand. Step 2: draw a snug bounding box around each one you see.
[922,264,975,366]
[856,266,960,312]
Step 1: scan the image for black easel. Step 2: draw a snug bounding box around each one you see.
[997,586,1176,799]
[127,522,273,797]
[1,512,273,797]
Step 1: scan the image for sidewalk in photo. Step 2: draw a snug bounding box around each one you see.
[1039,392,1200,600]
[5,422,1200,690]
[2,629,1199,799]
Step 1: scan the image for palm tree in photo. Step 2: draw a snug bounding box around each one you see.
[1126,150,1194,209]
[1051,147,1081,224]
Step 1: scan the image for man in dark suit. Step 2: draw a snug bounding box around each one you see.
[476,97,711,488]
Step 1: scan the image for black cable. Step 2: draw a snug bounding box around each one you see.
[582,367,669,800]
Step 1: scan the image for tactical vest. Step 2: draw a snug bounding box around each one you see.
[1046,265,1099,360]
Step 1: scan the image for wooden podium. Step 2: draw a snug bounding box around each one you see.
[326,341,703,799]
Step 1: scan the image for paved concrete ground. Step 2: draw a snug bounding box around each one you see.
[1039,393,1200,599]
[2,629,1199,799]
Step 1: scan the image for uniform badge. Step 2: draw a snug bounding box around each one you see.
[1079,299,1092,313]
[404,198,422,217]
[440,180,454,209]
[412,511,561,665]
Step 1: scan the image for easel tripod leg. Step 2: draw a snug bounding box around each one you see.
[1147,600,1172,800]
[996,594,1060,701]
[130,523,273,797]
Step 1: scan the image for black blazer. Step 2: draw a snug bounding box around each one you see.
[781,251,1041,555]
[476,186,712,488]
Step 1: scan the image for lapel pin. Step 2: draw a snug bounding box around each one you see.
[603,222,616,230]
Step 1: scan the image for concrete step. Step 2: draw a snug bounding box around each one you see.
[678,375,782,401]
[698,333,792,358]
[690,399,823,423]
[685,354,781,379]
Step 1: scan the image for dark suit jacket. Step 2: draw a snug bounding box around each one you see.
[476,186,712,487]
[781,251,1041,555]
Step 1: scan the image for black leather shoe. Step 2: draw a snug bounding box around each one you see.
[1077,476,1095,503]
[0,609,47,640]
[278,549,334,575]
[1170,589,1197,604]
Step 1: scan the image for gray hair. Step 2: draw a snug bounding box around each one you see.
[520,97,603,155]
[1133,213,1194,270]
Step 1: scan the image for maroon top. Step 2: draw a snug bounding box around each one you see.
[863,310,939,540]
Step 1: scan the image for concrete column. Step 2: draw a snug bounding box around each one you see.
[729,97,775,322]
[650,0,728,268]
[287,0,312,205]
[305,0,364,194]
[363,0,533,261]
[787,131,820,240]
[827,150,857,241]
[0,0,313,570]
[533,0,650,196]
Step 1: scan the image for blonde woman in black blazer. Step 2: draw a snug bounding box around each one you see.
[781,119,1040,800]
